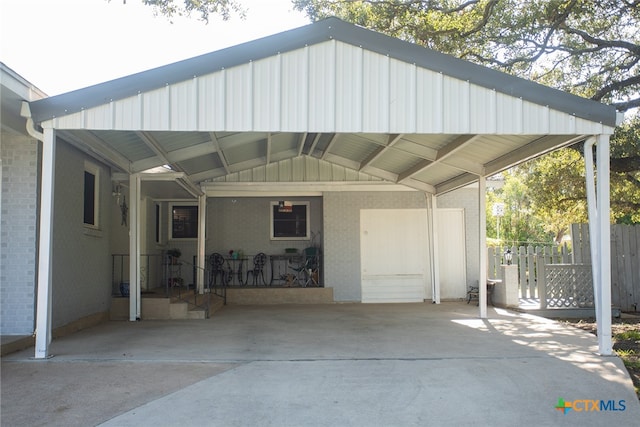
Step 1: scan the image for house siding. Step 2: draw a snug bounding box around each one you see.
[0,132,39,335]
[437,187,480,289]
[206,196,323,257]
[51,140,113,328]
[323,191,428,302]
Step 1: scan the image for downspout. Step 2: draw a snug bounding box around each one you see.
[21,102,43,141]
[21,102,55,359]
[583,137,600,302]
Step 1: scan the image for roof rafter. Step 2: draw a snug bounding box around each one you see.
[136,131,184,173]
[359,133,404,170]
[296,132,308,157]
[321,133,340,160]
[209,132,231,175]
[397,134,479,183]
[60,130,131,173]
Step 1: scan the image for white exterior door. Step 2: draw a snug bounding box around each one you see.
[360,209,430,303]
[437,208,467,299]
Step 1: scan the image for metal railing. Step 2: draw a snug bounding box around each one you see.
[112,253,212,317]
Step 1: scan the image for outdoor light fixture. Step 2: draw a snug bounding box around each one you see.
[504,248,513,265]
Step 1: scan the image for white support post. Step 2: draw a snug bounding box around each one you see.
[34,128,56,359]
[197,194,207,294]
[129,173,141,321]
[430,194,441,304]
[584,135,612,356]
[596,135,612,355]
[478,176,488,319]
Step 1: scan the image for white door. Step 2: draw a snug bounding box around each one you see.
[437,208,467,299]
[360,209,430,303]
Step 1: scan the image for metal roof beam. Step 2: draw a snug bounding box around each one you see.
[307,133,322,157]
[359,133,403,170]
[485,134,587,176]
[209,132,231,175]
[397,134,478,183]
[266,133,272,165]
[320,133,340,160]
[136,131,184,173]
[435,173,478,195]
[296,132,308,157]
[59,130,131,173]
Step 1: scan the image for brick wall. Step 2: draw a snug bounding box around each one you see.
[1,132,38,334]
[323,191,428,301]
[437,186,480,289]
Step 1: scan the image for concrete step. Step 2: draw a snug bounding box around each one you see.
[187,308,207,319]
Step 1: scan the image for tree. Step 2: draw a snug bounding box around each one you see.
[116,0,246,22]
[293,0,640,224]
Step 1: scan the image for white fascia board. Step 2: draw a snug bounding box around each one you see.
[202,181,418,197]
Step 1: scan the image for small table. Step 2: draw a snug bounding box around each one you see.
[467,279,500,306]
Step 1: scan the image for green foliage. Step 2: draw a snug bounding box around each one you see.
[616,330,640,341]
[486,172,556,245]
[120,0,246,22]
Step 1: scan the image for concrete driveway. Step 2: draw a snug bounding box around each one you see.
[2,302,638,426]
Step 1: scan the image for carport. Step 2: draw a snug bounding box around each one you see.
[23,17,619,359]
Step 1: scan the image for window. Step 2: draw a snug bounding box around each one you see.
[270,201,310,240]
[170,204,198,239]
[83,162,99,227]
[155,204,161,243]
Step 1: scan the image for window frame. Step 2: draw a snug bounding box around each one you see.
[83,161,100,229]
[155,203,162,244]
[169,202,198,240]
[270,201,310,241]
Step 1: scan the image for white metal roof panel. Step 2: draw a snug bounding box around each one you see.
[27,17,618,196]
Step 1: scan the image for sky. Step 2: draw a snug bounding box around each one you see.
[0,0,310,96]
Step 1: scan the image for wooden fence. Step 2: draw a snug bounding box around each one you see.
[489,225,640,312]
[572,223,640,312]
[488,244,571,299]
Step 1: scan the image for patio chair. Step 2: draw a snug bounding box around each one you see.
[208,253,227,287]
[289,247,320,287]
[246,253,268,286]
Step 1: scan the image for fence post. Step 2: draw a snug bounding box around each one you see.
[526,245,535,299]
[539,263,547,309]
[518,246,526,298]
[488,246,496,279]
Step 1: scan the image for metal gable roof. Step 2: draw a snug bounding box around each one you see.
[21,18,620,198]
[29,17,616,127]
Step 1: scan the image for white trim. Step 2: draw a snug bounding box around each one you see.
[585,135,612,355]
[197,195,207,294]
[202,181,417,197]
[154,203,162,244]
[169,202,199,241]
[83,160,100,229]
[270,201,310,241]
[430,194,440,304]
[478,176,488,319]
[129,173,141,321]
[34,128,56,359]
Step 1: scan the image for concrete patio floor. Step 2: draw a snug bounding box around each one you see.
[2,302,638,426]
